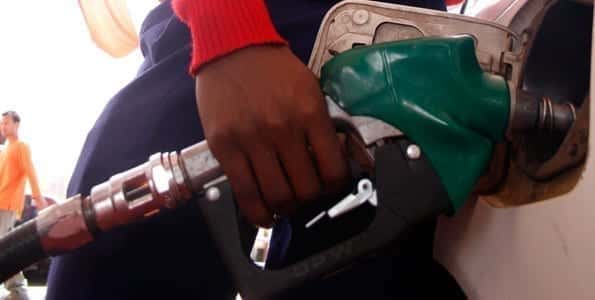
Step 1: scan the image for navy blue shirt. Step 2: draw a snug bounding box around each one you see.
[46,1,460,299]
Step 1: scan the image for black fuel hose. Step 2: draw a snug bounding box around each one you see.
[0,194,97,282]
[0,220,45,282]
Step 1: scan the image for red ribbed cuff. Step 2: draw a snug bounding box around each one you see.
[172,0,287,75]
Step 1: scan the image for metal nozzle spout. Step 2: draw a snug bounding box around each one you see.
[510,91,576,135]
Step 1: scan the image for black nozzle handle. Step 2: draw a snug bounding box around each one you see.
[0,220,46,282]
[196,140,451,299]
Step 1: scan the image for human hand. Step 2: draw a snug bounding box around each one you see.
[196,45,349,227]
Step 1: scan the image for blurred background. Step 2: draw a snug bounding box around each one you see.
[0,1,502,298]
[0,1,156,202]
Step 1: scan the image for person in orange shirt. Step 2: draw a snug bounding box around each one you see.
[0,111,47,300]
[0,132,5,151]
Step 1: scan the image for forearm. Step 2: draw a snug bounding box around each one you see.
[26,169,46,209]
[27,169,43,201]
[20,144,43,203]
[172,0,286,75]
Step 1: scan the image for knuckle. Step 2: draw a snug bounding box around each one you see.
[322,166,348,187]
[236,195,273,228]
[266,116,288,132]
[302,105,331,130]
[295,182,322,203]
[300,102,323,123]
[264,191,294,216]
[206,129,233,154]
[225,124,258,147]
[260,114,291,139]
[247,211,273,228]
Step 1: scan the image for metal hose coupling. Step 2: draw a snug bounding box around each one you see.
[88,141,222,233]
[37,141,223,256]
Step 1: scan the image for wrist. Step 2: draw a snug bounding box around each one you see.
[172,0,287,75]
[200,44,289,71]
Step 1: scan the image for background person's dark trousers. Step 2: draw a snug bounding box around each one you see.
[0,210,29,300]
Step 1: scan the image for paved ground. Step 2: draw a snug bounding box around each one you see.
[0,228,269,300]
[0,286,46,300]
[0,285,250,299]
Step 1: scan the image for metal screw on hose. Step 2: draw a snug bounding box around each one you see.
[406,144,421,160]
[206,187,221,202]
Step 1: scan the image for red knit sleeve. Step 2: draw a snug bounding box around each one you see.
[172,0,287,75]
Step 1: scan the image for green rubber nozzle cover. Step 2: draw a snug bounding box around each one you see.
[320,36,510,212]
